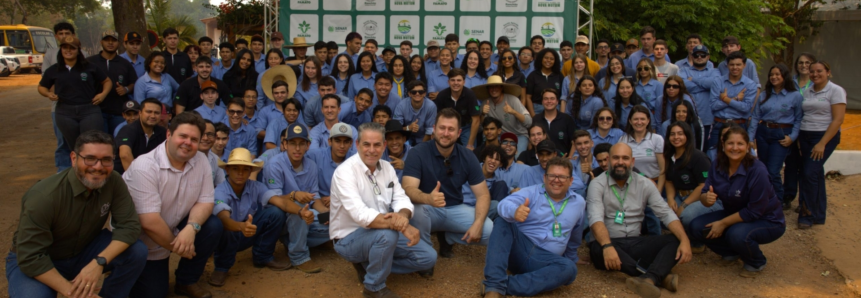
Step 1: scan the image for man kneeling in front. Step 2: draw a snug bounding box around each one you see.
[481,156,586,297]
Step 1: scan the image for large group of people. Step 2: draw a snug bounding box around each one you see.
[15,20,846,298]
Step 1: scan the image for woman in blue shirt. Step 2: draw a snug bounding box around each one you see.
[409,54,427,85]
[611,78,646,128]
[561,54,587,100]
[655,76,695,129]
[660,100,704,151]
[427,48,455,99]
[461,51,488,89]
[689,126,786,277]
[587,107,624,146]
[597,56,626,103]
[388,55,414,99]
[747,64,802,206]
[332,54,356,97]
[567,76,607,129]
[255,49,286,108]
[134,52,179,109]
[634,58,664,116]
[295,57,325,106]
[347,51,378,100]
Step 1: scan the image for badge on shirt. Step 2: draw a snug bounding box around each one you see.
[558,131,564,140]
[118,75,124,84]
[81,73,88,81]
[268,178,275,184]
[614,210,625,224]
[181,68,187,76]
[552,222,562,237]
[702,171,708,178]
[646,148,653,156]
[100,203,111,217]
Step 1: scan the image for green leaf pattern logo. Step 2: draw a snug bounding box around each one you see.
[434,22,446,36]
[299,21,311,33]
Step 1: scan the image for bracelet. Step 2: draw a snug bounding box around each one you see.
[290,191,296,201]
[602,243,614,249]
[681,202,690,208]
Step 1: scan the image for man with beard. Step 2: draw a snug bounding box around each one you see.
[394,81,437,145]
[307,123,356,221]
[372,72,400,111]
[124,112,222,298]
[88,31,139,134]
[261,123,325,273]
[175,57,232,114]
[309,94,359,152]
[224,98,259,159]
[115,98,167,173]
[339,88,374,128]
[462,145,510,222]
[586,143,692,298]
[303,77,350,128]
[382,119,412,181]
[494,132,531,193]
[199,119,226,186]
[403,108,492,268]
[481,156,585,298]
[678,45,720,139]
[6,131,147,298]
[519,140,586,197]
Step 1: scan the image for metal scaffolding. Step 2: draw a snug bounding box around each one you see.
[263,0,279,50]
[577,0,595,59]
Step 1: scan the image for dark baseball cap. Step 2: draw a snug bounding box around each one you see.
[122,100,141,113]
[382,46,396,55]
[536,140,556,154]
[722,36,740,46]
[287,123,310,141]
[692,45,710,55]
[500,132,518,143]
[271,32,284,41]
[496,36,510,45]
[124,32,143,43]
[610,43,625,54]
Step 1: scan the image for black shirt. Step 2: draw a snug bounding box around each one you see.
[435,87,481,128]
[517,149,539,166]
[403,141,485,206]
[87,52,139,115]
[665,149,711,191]
[114,120,167,174]
[39,62,108,106]
[174,77,233,110]
[498,69,526,88]
[223,68,259,98]
[162,50,193,84]
[534,111,578,155]
[525,70,563,102]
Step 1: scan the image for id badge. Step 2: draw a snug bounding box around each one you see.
[552,222,562,237]
[614,211,625,224]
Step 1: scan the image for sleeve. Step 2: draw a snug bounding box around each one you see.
[38,67,56,88]
[832,84,848,105]
[654,134,664,154]
[122,163,163,214]
[260,188,280,207]
[108,175,143,246]
[14,190,57,277]
[263,122,281,144]
[789,92,803,141]
[744,62,760,88]
[402,147,423,180]
[644,179,680,225]
[196,159,215,204]
[513,97,532,127]
[261,162,285,195]
[563,204,586,262]
[748,92,764,140]
[709,77,727,113]
[330,166,382,227]
[726,81,755,113]
[586,178,606,226]
[423,104,437,136]
[133,76,146,103]
[212,188,232,216]
[701,165,716,195]
[467,92,480,117]
[303,98,318,127]
[561,77,571,99]
[497,189,528,223]
[388,166,415,216]
[125,62,139,86]
[307,162,321,200]
[167,75,180,95]
[465,152,486,186]
[737,164,776,222]
[691,70,716,90]
[115,124,137,149]
[245,131,258,154]
[393,102,405,124]
[92,66,108,84]
[256,73,266,102]
[307,128,322,151]
[174,81,190,107]
[692,152,711,185]
[214,167,226,186]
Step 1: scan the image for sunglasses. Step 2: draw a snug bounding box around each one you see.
[501,140,516,146]
[227,109,244,115]
[666,84,680,89]
[637,67,651,71]
[693,53,708,59]
[410,90,426,95]
[501,56,515,61]
[598,116,613,122]
[444,158,453,176]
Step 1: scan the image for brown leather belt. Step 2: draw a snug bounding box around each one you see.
[714,117,748,124]
[763,121,792,129]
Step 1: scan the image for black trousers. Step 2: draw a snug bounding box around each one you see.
[589,235,680,285]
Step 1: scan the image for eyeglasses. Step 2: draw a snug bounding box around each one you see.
[501,56,515,61]
[520,54,532,58]
[409,90,426,95]
[367,174,381,195]
[637,67,651,71]
[444,158,453,176]
[75,152,113,167]
[227,109,244,115]
[501,140,516,146]
[693,53,708,59]
[545,174,571,182]
[203,132,216,138]
[598,116,613,122]
[666,84,680,89]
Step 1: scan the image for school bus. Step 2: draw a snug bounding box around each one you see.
[0,24,55,71]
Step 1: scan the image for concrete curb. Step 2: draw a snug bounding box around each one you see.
[824,150,861,175]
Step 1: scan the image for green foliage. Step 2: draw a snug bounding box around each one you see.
[763,0,845,64]
[146,0,200,50]
[0,0,99,25]
[204,0,263,36]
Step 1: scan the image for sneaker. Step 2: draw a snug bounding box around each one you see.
[798,223,813,230]
[295,259,322,273]
[740,264,765,278]
[175,283,212,298]
[208,271,228,287]
[625,277,661,298]
[362,287,401,298]
[253,258,292,271]
[353,263,367,283]
[662,273,678,292]
[479,282,503,298]
[436,232,453,258]
[418,266,434,278]
[691,246,706,254]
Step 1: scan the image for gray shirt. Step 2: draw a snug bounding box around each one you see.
[587,172,678,238]
[801,81,846,132]
[484,93,532,136]
[655,62,679,84]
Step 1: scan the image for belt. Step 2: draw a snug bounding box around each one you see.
[763,121,792,129]
[678,189,695,197]
[714,117,748,124]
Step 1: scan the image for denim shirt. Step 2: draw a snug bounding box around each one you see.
[133,72,179,108]
[212,180,278,221]
[569,95,607,129]
[347,72,377,100]
[748,88,803,141]
[635,78,663,113]
[709,74,758,120]
[678,65,720,125]
[588,128,624,146]
[498,184,586,261]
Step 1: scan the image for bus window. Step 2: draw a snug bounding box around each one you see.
[7,30,33,53]
[31,29,55,54]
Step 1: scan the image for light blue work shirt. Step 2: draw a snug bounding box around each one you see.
[625,49,672,71]
[119,52,146,78]
[709,74,758,120]
[520,63,534,77]
[338,101,372,128]
[678,65,720,126]
[195,104,226,123]
[333,74,349,97]
[302,94,351,128]
[465,72,487,89]
[294,82,320,107]
[598,76,620,105]
[674,57,713,74]
[211,59,232,80]
[498,184,586,260]
[307,147,355,197]
[519,163,586,198]
[561,76,579,100]
[718,59,761,88]
[494,162,531,192]
[212,180,278,221]
[375,57,388,73]
[635,78,663,114]
[261,154,320,200]
[371,92,402,112]
[393,98,437,144]
[253,54,266,74]
[257,147,282,166]
[309,123,359,153]
[263,117,302,146]
[748,88,803,141]
[588,128,625,146]
[653,94,695,127]
[568,95,607,129]
[224,123,258,161]
[346,72,377,100]
[381,143,412,181]
[426,68,450,94]
[133,72,179,108]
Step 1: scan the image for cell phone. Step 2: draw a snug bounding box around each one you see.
[701,227,712,235]
[317,212,330,224]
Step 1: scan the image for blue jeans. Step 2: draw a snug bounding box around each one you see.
[52,112,72,172]
[410,204,494,247]
[6,230,147,298]
[280,206,331,266]
[102,113,125,137]
[334,228,437,292]
[674,195,723,247]
[689,210,785,268]
[642,207,663,236]
[459,125,473,147]
[783,139,802,203]
[483,218,577,296]
[798,130,840,225]
[516,134,528,157]
[708,122,748,151]
[755,126,793,200]
[129,215,222,298]
[215,206,286,271]
[532,103,544,115]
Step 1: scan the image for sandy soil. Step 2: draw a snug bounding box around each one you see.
[0,73,858,297]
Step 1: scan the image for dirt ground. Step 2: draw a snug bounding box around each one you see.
[1,73,859,298]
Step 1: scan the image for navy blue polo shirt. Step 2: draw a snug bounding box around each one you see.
[39,63,108,106]
[87,52,139,115]
[403,141,485,206]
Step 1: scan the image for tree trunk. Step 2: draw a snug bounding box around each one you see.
[111,0,151,57]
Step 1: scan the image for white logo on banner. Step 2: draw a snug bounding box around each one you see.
[460,0,490,12]
[496,0,526,12]
[323,0,351,10]
[532,0,564,12]
[459,16,491,44]
[424,16,455,42]
[390,15,420,45]
[323,15,351,44]
[531,17,564,48]
[358,15,387,43]
[291,0,319,10]
[425,0,454,11]
[495,16,527,47]
[290,14,319,42]
[390,0,419,11]
[358,0,385,11]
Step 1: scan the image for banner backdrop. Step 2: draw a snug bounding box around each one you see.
[279,0,578,54]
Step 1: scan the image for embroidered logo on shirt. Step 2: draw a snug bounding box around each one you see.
[645,148,653,156]
[100,203,111,217]
[268,178,275,184]
[558,131,564,140]
[702,171,708,178]
[81,73,88,81]
[681,174,690,184]
[118,75,124,84]
[215,200,224,205]
[735,189,741,197]
[181,68,187,75]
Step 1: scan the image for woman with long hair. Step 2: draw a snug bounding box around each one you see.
[634,58,663,116]
[255,48,286,107]
[525,48,563,116]
[660,100,704,151]
[333,53,356,96]
[516,124,549,166]
[587,107,624,146]
[409,54,427,85]
[427,48,455,99]
[223,49,259,99]
[620,105,666,236]
[782,53,816,210]
[493,49,527,104]
[561,54,588,99]
[655,75,695,128]
[689,126,785,277]
[347,51,379,99]
[295,57,325,105]
[611,78,646,128]
[597,56,626,102]
[461,50,488,88]
[567,76,607,129]
[184,45,200,75]
[388,55,415,98]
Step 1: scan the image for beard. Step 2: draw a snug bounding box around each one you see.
[609,164,631,181]
[693,61,707,68]
[433,134,455,149]
[75,165,109,190]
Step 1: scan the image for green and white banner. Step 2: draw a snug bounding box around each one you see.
[279,0,578,54]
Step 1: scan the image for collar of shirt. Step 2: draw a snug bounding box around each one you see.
[722,75,749,87]
[155,142,198,172]
[279,154,313,175]
[66,167,102,197]
[808,81,835,95]
[230,123,251,133]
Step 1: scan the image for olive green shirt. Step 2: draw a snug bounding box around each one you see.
[12,168,141,277]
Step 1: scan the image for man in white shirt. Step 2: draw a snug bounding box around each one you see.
[329,122,436,298]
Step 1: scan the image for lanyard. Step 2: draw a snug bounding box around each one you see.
[799,79,812,95]
[607,173,629,208]
[394,77,404,98]
[543,190,569,219]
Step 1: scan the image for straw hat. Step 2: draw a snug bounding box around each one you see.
[471,75,523,99]
[261,65,298,100]
[218,148,264,169]
[283,37,311,48]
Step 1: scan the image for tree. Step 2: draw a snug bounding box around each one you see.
[111,0,151,57]
[763,0,845,64]
[204,0,264,43]
[1,0,100,24]
[145,0,199,50]
[73,6,114,55]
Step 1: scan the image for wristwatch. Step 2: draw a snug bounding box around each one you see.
[94,256,107,266]
[188,222,201,233]
[601,243,614,250]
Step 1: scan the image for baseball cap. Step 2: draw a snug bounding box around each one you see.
[124,32,142,43]
[385,119,409,137]
[200,80,218,92]
[382,46,396,55]
[722,36,740,46]
[271,32,284,41]
[611,43,625,53]
[330,123,354,140]
[101,31,119,40]
[426,40,440,49]
[286,123,310,141]
[575,35,589,45]
[251,34,264,43]
[496,36,510,45]
[122,100,141,113]
[500,132,518,143]
[626,38,638,47]
[59,36,81,49]
[536,140,556,154]
[692,45,710,55]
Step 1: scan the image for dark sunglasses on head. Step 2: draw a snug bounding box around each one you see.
[666,84,680,89]
[410,90,426,95]
[637,67,651,71]
[693,53,708,59]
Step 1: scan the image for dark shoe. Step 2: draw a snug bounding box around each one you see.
[353,263,367,283]
[720,255,740,266]
[691,246,706,254]
[175,283,212,298]
[295,259,322,273]
[782,202,792,211]
[362,287,401,298]
[798,222,813,230]
[740,263,765,278]
[207,271,228,287]
[662,273,678,292]
[436,232,453,258]
[254,258,292,271]
[625,277,661,298]
[479,282,504,297]
[418,266,434,278]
